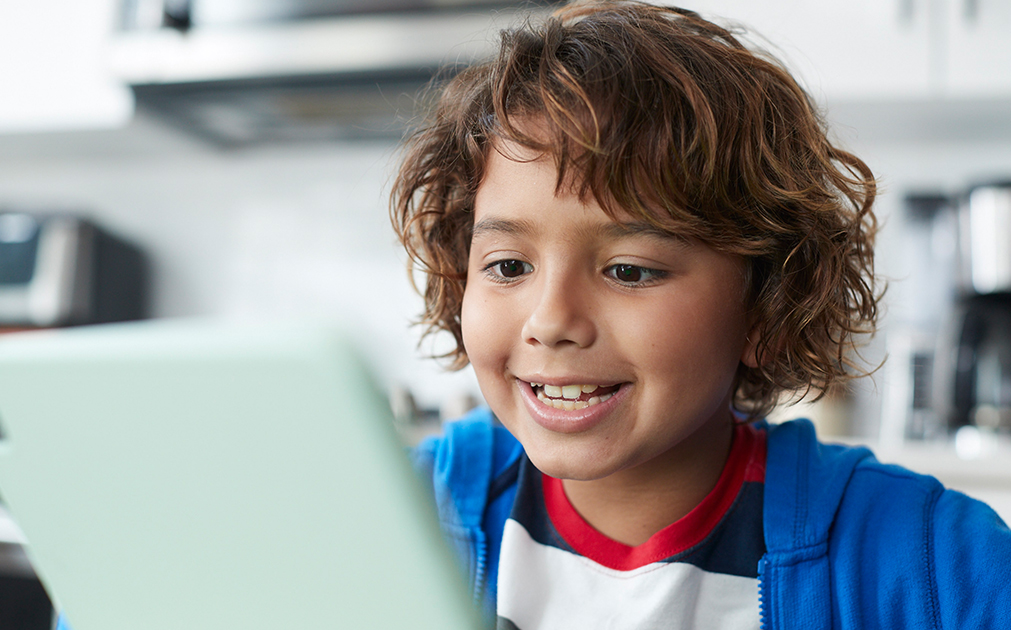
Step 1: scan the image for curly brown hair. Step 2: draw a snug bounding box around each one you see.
[391,0,879,419]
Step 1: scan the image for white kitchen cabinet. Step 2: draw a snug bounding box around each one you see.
[943,0,1011,96]
[681,0,1011,102]
[681,0,935,101]
[0,0,132,133]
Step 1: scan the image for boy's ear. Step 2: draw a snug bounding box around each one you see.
[740,326,763,369]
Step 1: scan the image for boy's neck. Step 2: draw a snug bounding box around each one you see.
[559,414,734,547]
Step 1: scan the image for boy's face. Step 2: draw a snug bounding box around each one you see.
[461,143,758,482]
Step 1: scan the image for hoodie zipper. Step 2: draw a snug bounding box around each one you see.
[473,532,488,604]
[758,556,770,630]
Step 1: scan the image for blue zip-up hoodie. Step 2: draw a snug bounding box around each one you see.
[414,409,1011,629]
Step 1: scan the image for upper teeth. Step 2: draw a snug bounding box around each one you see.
[537,383,601,399]
[530,382,615,411]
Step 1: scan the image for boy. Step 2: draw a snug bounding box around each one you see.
[392,2,1011,628]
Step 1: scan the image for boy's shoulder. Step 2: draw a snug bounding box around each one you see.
[763,418,934,552]
[765,419,1011,628]
[412,408,522,525]
[763,418,1004,552]
[412,408,521,482]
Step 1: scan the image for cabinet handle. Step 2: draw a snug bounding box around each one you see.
[964,0,980,24]
[162,0,191,32]
[898,0,916,25]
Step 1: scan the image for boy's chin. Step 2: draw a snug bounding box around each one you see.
[523,445,621,482]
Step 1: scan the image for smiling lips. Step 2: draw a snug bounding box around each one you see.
[529,382,622,411]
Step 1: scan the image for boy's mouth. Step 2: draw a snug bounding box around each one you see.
[528,382,622,411]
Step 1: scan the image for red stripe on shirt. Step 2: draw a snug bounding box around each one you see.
[542,422,767,571]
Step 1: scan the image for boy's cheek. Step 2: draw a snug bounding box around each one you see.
[459,290,478,356]
[460,289,497,368]
[461,288,518,404]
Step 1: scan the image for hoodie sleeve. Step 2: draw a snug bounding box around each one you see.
[931,488,1011,629]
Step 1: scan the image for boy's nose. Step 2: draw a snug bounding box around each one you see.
[521,274,597,349]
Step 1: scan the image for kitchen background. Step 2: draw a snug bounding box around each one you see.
[2,0,1011,604]
[6,0,1011,426]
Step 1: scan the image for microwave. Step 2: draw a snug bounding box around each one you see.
[0,213,147,328]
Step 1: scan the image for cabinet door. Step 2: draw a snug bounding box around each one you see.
[679,0,935,101]
[944,0,1011,96]
[0,0,133,133]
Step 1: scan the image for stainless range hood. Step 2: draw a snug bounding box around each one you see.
[110,1,561,146]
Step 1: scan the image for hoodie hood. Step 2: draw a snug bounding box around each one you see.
[764,419,874,554]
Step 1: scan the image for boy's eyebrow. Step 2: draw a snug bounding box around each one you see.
[471,218,536,239]
[598,221,684,242]
[472,218,688,244]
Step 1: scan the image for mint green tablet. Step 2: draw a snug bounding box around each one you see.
[0,319,480,630]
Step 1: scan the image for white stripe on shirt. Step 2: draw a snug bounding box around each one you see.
[497,518,760,630]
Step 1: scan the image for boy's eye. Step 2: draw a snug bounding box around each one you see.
[605,264,665,285]
[485,259,533,280]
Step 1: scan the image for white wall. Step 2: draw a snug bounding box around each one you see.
[0,0,131,132]
[0,114,481,412]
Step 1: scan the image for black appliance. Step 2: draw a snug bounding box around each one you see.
[0,213,148,328]
[951,293,1011,430]
[934,183,1011,433]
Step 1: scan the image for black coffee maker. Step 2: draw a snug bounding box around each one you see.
[951,293,1011,430]
[942,183,1011,432]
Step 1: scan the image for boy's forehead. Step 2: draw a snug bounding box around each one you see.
[482,135,598,203]
[479,141,694,242]
[479,138,564,198]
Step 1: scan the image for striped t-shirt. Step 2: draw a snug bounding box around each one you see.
[496,422,767,630]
